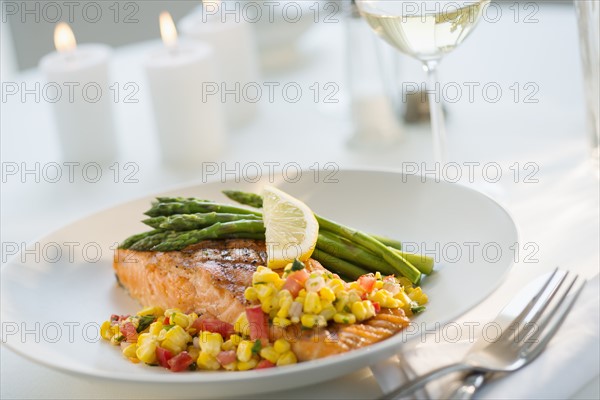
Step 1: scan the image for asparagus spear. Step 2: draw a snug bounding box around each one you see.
[150,220,266,251]
[390,247,434,275]
[317,216,421,284]
[129,231,174,251]
[154,197,211,204]
[221,190,404,249]
[143,213,261,231]
[144,200,262,218]
[311,248,370,281]
[119,230,162,249]
[317,232,398,276]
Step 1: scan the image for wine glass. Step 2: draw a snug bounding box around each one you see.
[355,0,489,162]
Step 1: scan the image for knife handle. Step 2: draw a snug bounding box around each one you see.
[448,372,487,400]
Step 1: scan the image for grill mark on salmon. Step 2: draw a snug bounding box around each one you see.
[114,239,411,360]
[273,308,410,361]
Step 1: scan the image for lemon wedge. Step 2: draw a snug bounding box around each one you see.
[262,186,319,269]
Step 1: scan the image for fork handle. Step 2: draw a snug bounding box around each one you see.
[448,372,487,400]
[380,363,473,399]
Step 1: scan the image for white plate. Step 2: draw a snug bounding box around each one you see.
[0,170,517,398]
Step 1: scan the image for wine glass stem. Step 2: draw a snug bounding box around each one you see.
[423,61,447,163]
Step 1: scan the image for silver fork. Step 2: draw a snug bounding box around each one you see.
[381,269,587,400]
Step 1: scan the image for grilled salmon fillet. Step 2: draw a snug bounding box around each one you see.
[114,239,267,324]
[114,239,411,360]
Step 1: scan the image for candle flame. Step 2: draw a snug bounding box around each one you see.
[159,11,178,48]
[54,22,77,53]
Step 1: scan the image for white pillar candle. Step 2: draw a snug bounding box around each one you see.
[39,23,116,163]
[179,3,260,128]
[145,11,226,167]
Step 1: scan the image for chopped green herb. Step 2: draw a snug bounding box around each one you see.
[251,339,262,354]
[136,315,156,333]
[188,362,197,371]
[343,305,351,313]
[115,335,125,343]
[254,281,266,285]
[163,324,175,331]
[411,305,426,314]
[291,259,305,271]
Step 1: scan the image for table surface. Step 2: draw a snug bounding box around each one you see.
[1,3,599,399]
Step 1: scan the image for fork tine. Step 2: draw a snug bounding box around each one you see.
[495,268,562,342]
[515,270,570,342]
[523,276,586,358]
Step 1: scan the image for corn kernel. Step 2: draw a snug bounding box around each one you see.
[319,305,337,320]
[222,339,235,351]
[197,351,220,370]
[273,317,292,328]
[334,292,349,313]
[273,339,290,354]
[349,282,363,292]
[304,292,322,314]
[408,287,428,305]
[253,266,280,284]
[375,271,382,280]
[100,321,113,341]
[230,334,242,346]
[301,314,327,328]
[223,361,237,371]
[148,321,164,336]
[136,340,157,364]
[137,306,165,317]
[363,300,376,319]
[237,358,259,371]
[199,331,223,357]
[395,289,411,307]
[319,286,336,302]
[160,325,191,354]
[234,313,250,336]
[236,340,254,363]
[244,287,258,301]
[375,280,384,289]
[170,312,190,329]
[274,278,285,290]
[351,301,368,321]
[328,279,345,295]
[187,345,200,361]
[348,290,362,304]
[259,346,280,364]
[333,312,356,324]
[276,351,298,366]
[122,343,138,359]
[261,296,277,314]
[255,284,275,299]
[164,308,183,316]
[298,289,307,298]
[277,297,293,318]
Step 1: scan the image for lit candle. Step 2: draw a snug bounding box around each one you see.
[39,22,116,162]
[179,1,260,128]
[145,11,226,167]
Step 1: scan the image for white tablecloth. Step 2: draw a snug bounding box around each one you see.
[1,3,598,399]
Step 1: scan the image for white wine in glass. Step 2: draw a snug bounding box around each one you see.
[356,0,489,161]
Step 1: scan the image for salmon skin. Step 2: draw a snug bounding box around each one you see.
[114,239,266,324]
[114,239,411,360]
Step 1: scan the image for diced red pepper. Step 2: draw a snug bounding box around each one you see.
[163,316,170,325]
[282,277,303,297]
[216,350,236,366]
[288,269,310,285]
[246,305,269,341]
[255,360,276,369]
[372,302,381,313]
[358,275,376,293]
[120,322,138,343]
[167,351,194,372]
[156,346,174,369]
[199,318,235,339]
